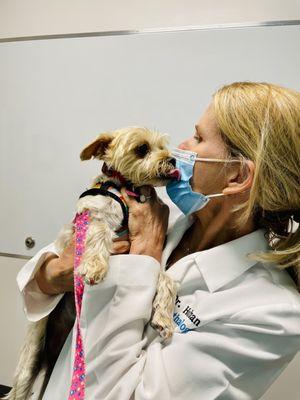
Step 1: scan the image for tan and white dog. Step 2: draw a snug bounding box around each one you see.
[6,126,180,400]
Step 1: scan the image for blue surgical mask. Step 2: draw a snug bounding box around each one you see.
[166,148,241,215]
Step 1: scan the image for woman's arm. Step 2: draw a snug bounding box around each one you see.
[16,243,65,322]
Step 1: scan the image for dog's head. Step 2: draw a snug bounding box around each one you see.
[80,126,180,186]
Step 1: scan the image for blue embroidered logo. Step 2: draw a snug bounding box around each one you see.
[173,312,193,333]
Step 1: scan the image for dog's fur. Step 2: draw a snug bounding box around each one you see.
[5,127,178,400]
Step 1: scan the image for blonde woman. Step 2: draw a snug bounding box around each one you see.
[16,82,300,399]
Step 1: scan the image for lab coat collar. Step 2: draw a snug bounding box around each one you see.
[194,228,269,293]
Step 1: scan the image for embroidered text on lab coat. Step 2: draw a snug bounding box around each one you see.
[173,295,201,333]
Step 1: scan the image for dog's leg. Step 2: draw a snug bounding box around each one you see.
[77,219,114,285]
[3,318,48,400]
[150,272,178,339]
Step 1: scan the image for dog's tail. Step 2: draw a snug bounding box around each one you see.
[3,317,48,400]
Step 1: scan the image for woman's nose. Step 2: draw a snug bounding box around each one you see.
[178,137,191,150]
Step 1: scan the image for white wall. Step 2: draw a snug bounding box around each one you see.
[0,0,300,39]
[1,1,300,398]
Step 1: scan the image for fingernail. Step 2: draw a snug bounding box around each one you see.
[126,189,139,197]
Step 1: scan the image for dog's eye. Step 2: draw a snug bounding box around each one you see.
[135,143,150,158]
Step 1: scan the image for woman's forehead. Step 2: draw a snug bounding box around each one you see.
[196,103,220,139]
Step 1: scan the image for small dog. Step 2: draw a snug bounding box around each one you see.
[6,126,180,400]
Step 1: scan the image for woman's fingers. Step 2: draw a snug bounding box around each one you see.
[111,240,130,254]
[113,233,129,242]
[112,231,130,254]
[121,185,157,206]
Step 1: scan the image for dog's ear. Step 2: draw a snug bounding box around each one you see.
[80,132,115,160]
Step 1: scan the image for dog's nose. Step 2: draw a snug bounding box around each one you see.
[168,157,176,167]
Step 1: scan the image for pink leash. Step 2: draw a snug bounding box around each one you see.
[68,210,90,400]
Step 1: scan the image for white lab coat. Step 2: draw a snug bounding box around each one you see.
[17,201,300,400]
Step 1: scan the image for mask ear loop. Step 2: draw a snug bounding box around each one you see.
[195,157,242,164]
[206,193,226,198]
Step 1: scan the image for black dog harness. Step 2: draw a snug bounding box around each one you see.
[79,180,129,237]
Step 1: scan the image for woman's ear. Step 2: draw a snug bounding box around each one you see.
[222,160,255,195]
[80,132,115,161]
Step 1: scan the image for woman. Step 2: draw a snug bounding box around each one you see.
[18,82,300,399]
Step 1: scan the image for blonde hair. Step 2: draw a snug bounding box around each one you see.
[213,82,300,286]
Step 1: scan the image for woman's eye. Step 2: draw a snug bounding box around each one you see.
[193,135,202,143]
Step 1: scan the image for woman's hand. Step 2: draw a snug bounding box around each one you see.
[111,233,131,255]
[120,186,170,263]
[35,241,75,295]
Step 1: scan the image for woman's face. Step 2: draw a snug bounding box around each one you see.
[177,103,232,196]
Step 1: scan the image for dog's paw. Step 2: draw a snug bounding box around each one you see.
[84,276,96,285]
[150,320,174,340]
[84,268,108,285]
[77,258,109,285]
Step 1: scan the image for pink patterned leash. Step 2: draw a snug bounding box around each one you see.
[68,210,90,400]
